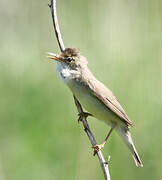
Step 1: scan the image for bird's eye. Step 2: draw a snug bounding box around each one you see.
[66,57,74,62]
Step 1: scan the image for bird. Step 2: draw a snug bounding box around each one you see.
[47,47,143,167]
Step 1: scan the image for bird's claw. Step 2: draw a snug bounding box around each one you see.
[77,112,92,123]
[92,143,105,156]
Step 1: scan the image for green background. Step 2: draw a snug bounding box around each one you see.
[0,0,162,179]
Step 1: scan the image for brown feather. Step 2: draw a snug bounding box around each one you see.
[80,69,134,127]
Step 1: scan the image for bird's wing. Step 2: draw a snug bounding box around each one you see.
[88,79,133,126]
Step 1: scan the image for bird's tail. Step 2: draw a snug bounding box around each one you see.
[116,125,143,167]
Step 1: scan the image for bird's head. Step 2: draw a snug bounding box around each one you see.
[47,48,88,70]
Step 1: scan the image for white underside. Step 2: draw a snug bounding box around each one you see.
[56,62,120,127]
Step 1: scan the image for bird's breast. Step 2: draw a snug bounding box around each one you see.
[56,63,73,84]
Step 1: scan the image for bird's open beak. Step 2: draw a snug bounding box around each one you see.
[47,52,66,62]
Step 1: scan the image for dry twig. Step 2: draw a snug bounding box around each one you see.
[48,0,111,179]
[73,96,111,180]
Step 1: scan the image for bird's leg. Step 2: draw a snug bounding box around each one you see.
[92,127,114,156]
[78,112,93,123]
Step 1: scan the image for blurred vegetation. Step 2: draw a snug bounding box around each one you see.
[0,0,162,179]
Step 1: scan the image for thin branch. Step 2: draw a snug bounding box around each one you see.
[49,0,65,52]
[73,96,111,180]
[48,0,111,179]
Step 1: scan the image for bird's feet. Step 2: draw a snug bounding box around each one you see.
[92,142,106,156]
[77,112,92,123]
